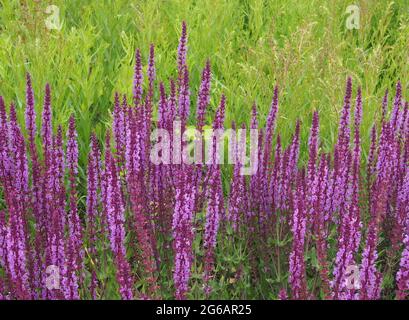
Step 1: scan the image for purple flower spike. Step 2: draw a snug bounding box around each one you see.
[104,136,134,299]
[113,92,126,164]
[196,60,211,133]
[133,49,143,107]
[203,95,226,296]
[178,65,190,129]
[86,133,101,299]
[396,171,409,299]
[177,21,188,91]
[391,81,402,131]
[173,167,196,300]
[306,111,320,225]
[289,170,307,300]
[41,83,52,167]
[64,115,83,300]
[381,89,388,124]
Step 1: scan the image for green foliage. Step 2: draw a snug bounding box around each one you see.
[1,0,408,155]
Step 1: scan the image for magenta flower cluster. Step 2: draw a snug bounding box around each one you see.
[0,22,408,300]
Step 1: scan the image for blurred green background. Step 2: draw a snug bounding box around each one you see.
[0,0,408,166]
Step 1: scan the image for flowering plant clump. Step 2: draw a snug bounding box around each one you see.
[0,22,408,300]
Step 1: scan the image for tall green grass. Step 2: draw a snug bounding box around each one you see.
[0,0,408,166]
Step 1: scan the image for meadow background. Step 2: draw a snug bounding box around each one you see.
[0,0,409,299]
[1,0,409,165]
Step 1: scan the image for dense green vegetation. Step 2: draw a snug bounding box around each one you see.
[1,0,408,161]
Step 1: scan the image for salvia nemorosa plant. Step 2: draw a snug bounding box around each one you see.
[0,22,408,300]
